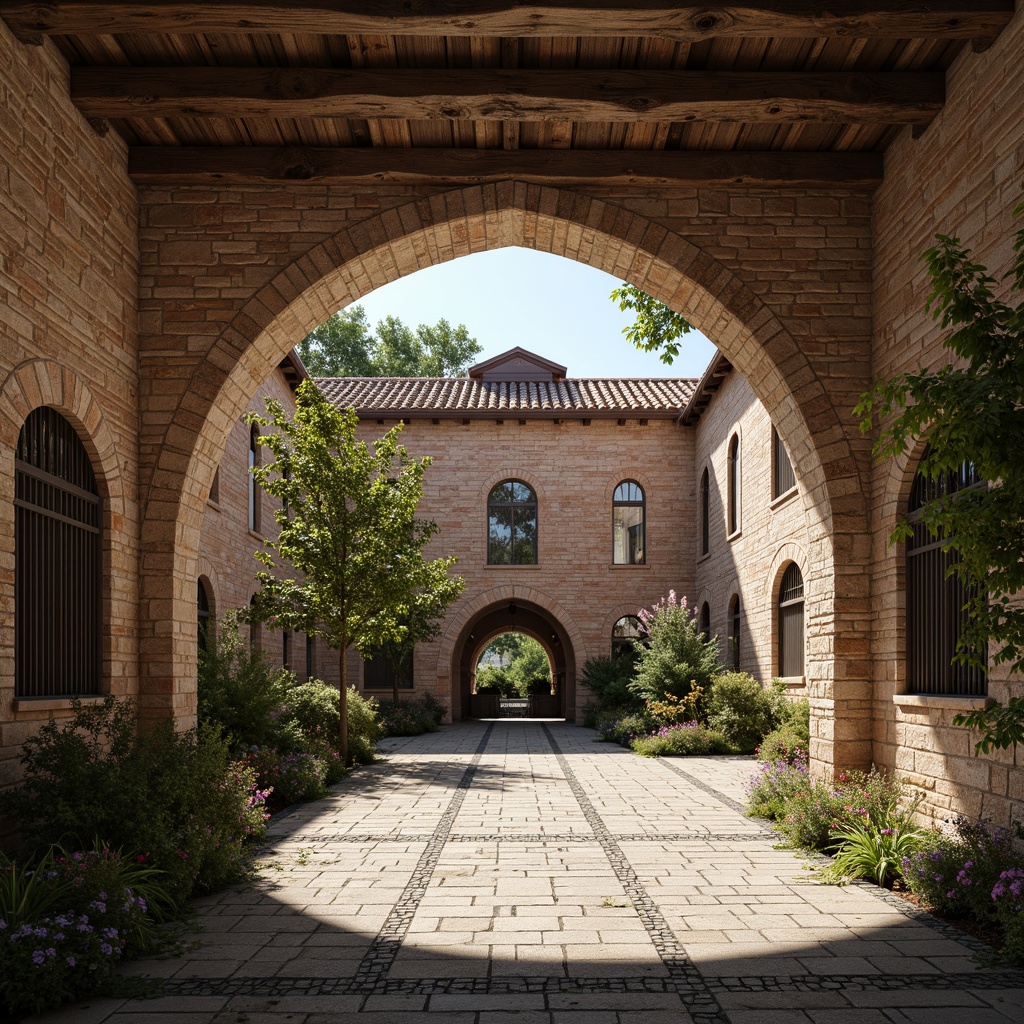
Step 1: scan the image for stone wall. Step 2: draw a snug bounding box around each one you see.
[693,370,813,692]
[870,4,1024,823]
[0,22,138,787]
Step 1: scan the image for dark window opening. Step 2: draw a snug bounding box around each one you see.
[611,615,644,659]
[487,479,538,564]
[772,426,796,498]
[282,629,291,670]
[699,601,711,641]
[778,563,805,677]
[363,649,414,690]
[727,434,740,535]
[248,424,260,533]
[209,467,220,505]
[729,595,741,670]
[699,467,709,556]
[198,579,211,656]
[612,480,645,564]
[306,633,315,681]
[906,452,986,696]
[249,595,260,653]
[15,407,101,698]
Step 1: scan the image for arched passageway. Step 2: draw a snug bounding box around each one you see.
[452,602,575,721]
[136,181,873,771]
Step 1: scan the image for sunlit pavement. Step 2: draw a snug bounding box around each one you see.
[34,721,1024,1023]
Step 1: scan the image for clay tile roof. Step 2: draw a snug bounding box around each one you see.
[315,375,698,419]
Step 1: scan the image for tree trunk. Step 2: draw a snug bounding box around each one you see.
[339,646,349,766]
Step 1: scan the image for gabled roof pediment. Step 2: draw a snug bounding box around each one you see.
[468,347,568,382]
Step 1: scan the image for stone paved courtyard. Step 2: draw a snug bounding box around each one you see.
[36,722,1024,1023]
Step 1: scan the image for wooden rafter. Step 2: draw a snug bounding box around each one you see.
[72,69,945,124]
[1,1,1014,42]
[127,146,884,187]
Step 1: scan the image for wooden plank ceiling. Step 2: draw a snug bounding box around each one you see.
[2,2,1016,188]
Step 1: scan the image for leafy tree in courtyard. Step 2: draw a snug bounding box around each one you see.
[244,379,464,762]
[609,283,696,365]
[476,634,551,698]
[854,202,1024,752]
[297,305,483,377]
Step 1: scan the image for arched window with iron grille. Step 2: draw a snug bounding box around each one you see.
[611,615,644,659]
[728,595,741,670]
[15,407,101,697]
[906,453,986,695]
[487,480,538,564]
[778,563,805,677]
[612,481,645,564]
[727,434,740,536]
[699,467,709,556]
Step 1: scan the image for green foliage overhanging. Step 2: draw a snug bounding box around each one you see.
[854,201,1024,752]
[609,283,696,365]
[243,380,464,760]
[297,305,483,377]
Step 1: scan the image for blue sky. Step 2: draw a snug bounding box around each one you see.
[347,247,717,379]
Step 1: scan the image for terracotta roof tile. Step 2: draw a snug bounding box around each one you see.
[315,376,698,419]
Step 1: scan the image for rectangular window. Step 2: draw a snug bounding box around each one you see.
[772,427,796,498]
[363,649,414,690]
[613,505,645,564]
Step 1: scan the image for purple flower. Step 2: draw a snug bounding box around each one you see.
[32,951,45,965]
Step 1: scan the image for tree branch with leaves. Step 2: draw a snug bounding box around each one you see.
[609,283,696,365]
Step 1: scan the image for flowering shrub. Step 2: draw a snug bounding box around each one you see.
[707,672,778,753]
[630,591,719,705]
[0,845,174,1018]
[631,722,734,757]
[646,688,705,726]
[378,695,446,737]
[776,781,851,851]
[991,869,1024,962]
[597,712,658,747]
[746,756,811,820]
[242,746,328,809]
[757,727,809,765]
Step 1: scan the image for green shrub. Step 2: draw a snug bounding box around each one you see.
[241,747,328,807]
[198,619,300,753]
[827,817,930,888]
[0,697,268,907]
[580,655,641,713]
[757,726,809,764]
[630,592,719,705]
[776,781,851,851]
[707,672,777,753]
[283,681,381,767]
[631,723,734,757]
[0,845,175,1018]
[378,695,446,737]
[597,712,657,747]
[745,756,811,820]
[345,688,383,764]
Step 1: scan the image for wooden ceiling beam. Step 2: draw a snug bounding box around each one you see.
[2,1,1014,43]
[72,68,945,124]
[127,146,884,188]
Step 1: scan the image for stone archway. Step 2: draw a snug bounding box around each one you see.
[136,180,872,769]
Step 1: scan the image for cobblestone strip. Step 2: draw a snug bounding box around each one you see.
[279,831,767,844]
[541,725,730,1024]
[655,757,1017,964]
[349,723,495,989]
[158,969,1024,999]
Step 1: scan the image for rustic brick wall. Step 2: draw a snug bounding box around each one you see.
[870,5,1024,825]
[693,370,814,694]
[0,22,139,787]
[345,414,693,721]
[134,180,875,770]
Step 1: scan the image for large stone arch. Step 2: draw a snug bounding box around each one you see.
[138,181,870,767]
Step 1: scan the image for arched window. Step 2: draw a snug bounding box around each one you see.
[778,563,805,677]
[906,452,986,695]
[727,434,740,536]
[249,595,260,653]
[306,632,315,681]
[15,407,101,697]
[611,615,644,658]
[728,595,741,670]
[487,480,538,564]
[699,467,709,556]
[197,579,212,656]
[699,602,711,641]
[248,424,260,533]
[612,481,645,564]
[772,426,796,498]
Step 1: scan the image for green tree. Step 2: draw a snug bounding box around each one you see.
[609,283,696,365]
[854,202,1024,752]
[243,379,464,762]
[297,305,483,377]
[475,633,551,697]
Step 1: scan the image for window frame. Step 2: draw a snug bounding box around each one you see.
[248,424,261,533]
[771,426,797,500]
[728,594,741,670]
[363,648,415,690]
[486,479,539,565]
[727,434,741,537]
[699,467,710,556]
[777,562,805,678]
[612,480,646,565]
[611,614,644,659]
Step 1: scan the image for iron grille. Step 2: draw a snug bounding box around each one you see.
[15,407,101,698]
[773,427,796,497]
[906,455,986,695]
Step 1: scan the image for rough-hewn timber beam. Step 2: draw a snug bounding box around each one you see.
[127,146,884,188]
[72,69,945,124]
[1,1,1014,42]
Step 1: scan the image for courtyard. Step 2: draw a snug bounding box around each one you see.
[34,721,1024,1024]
